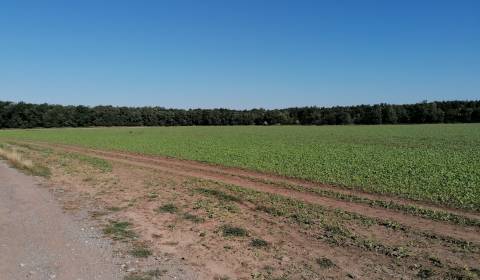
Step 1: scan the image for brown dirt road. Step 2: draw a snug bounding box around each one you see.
[26,142,480,244]
[0,161,123,280]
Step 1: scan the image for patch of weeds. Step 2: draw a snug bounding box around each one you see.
[213,276,230,280]
[103,221,137,241]
[445,267,478,280]
[250,238,269,248]
[197,188,241,202]
[90,210,108,218]
[183,213,205,223]
[155,203,178,214]
[130,243,152,258]
[321,224,409,258]
[359,239,409,258]
[147,269,167,277]
[193,199,212,211]
[147,192,158,200]
[222,225,248,237]
[421,232,478,253]
[429,256,443,268]
[417,269,434,279]
[388,246,410,258]
[124,274,150,280]
[378,220,405,231]
[83,176,96,183]
[124,270,164,280]
[255,205,285,216]
[316,257,335,269]
[221,203,240,213]
[107,206,122,212]
[290,212,314,225]
[322,224,351,245]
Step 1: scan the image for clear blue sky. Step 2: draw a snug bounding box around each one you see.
[1,0,479,109]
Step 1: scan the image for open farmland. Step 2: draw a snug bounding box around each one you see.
[1,124,479,210]
[1,124,480,279]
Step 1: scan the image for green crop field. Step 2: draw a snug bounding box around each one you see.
[1,124,479,211]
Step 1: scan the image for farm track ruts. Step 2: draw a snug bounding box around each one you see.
[29,141,480,220]
[21,141,480,244]
[22,141,480,220]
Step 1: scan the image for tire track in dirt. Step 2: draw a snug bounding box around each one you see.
[23,141,480,220]
[21,141,480,244]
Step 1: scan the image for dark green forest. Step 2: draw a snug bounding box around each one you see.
[1,100,479,128]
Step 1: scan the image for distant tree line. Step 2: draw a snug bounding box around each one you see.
[0,100,479,128]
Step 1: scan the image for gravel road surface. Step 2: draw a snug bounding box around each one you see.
[0,161,122,280]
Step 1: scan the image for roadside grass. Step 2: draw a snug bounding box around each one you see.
[0,145,51,177]
[103,220,137,241]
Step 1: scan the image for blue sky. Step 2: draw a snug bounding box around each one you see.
[0,0,479,109]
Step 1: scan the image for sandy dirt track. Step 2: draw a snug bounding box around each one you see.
[0,161,122,280]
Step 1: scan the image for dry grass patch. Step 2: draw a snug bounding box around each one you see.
[0,145,50,177]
